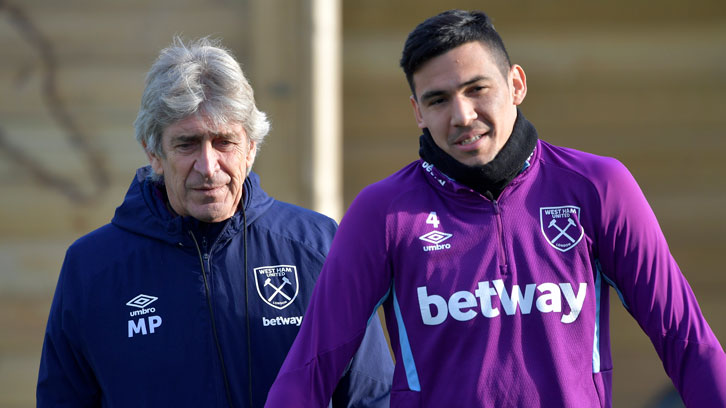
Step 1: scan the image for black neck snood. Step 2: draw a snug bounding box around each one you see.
[418,109,538,199]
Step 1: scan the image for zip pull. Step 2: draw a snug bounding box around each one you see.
[201,236,210,261]
[492,200,501,214]
[188,231,209,262]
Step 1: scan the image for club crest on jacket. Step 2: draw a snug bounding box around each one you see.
[254,265,300,309]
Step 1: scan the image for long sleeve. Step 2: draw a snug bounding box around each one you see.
[594,159,726,406]
[266,184,395,407]
[37,254,100,408]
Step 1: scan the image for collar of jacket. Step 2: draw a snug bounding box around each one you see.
[418,108,538,200]
[111,166,275,247]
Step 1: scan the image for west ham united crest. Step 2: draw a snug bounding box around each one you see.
[540,206,584,252]
[254,265,299,309]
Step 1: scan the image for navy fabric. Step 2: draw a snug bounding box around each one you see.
[37,166,393,407]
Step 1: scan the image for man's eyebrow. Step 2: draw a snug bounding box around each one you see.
[460,75,490,88]
[214,132,239,140]
[419,75,492,103]
[170,134,202,143]
[169,131,241,144]
[420,89,447,103]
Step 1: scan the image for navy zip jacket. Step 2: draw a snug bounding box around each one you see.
[37,166,393,407]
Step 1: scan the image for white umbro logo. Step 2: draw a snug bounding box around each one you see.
[419,231,453,252]
[126,294,158,309]
[419,231,452,244]
[126,294,162,338]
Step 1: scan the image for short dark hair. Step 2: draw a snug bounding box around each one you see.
[400,10,512,97]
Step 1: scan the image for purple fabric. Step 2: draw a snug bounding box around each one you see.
[266,140,726,407]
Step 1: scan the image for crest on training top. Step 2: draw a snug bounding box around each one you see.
[539,206,584,252]
[254,265,299,310]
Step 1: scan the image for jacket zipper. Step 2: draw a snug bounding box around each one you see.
[189,231,234,408]
[202,236,211,272]
[492,200,509,275]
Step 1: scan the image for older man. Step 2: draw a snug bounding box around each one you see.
[37,37,392,407]
[266,10,726,407]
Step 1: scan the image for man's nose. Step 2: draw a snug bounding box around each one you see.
[194,141,219,178]
[450,96,477,127]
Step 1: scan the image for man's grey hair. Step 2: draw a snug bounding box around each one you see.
[134,36,269,169]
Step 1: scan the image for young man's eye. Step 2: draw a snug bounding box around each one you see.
[472,85,490,95]
[429,98,446,107]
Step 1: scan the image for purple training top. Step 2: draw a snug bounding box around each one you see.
[267,140,726,407]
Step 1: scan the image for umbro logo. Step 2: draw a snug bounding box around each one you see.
[126,294,158,317]
[126,294,158,309]
[419,231,453,252]
[419,212,452,251]
[126,294,162,338]
[419,231,452,244]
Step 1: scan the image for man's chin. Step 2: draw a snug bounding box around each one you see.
[447,147,497,168]
[189,204,236,223]
[456,156,495,168]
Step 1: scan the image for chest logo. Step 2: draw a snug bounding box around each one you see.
[126,294,158,309]
[254,265,299,310]
[418,211,453,251]
[540,206,584,252]
[419,230,452,245]
[126,294,162,338]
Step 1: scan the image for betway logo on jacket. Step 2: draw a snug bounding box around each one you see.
[418,279,587,325]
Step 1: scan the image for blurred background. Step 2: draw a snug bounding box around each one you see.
[1,0,724,406]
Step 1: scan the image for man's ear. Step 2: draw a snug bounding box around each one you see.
[246,139,257,167]
[510,64,527,105]
[410,95,426,129]
[144,143,164,176]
